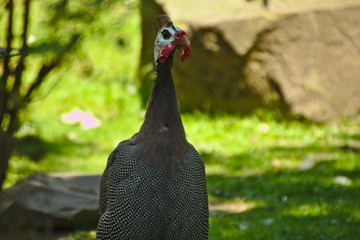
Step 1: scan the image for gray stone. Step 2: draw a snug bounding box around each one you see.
[0,173,100,238]
[139,0,360,121]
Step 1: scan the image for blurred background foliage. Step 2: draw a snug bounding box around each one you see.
[1,0,360,239]
[0,0,141,187]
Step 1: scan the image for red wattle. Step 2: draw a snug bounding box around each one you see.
[159,44,176,63]
[181,44,191,62]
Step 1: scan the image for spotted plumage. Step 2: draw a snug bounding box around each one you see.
[97,15,208,239]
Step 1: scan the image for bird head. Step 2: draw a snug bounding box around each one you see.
[154,15,191,64]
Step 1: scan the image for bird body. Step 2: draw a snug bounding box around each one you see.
[97,15,209,240]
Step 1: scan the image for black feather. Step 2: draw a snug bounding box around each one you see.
[97,32,209,240]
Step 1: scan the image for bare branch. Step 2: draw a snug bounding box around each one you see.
[12,0,31,96]
[0,0,14,127]
[0,0,15,192]
[23,60,59,104]
[23,33,80,105]
[0,53,21,59]
[1,0,14,79]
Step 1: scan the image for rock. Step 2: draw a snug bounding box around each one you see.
[0,173,101,237]
[243,5,360,122]
[139,0,360,121]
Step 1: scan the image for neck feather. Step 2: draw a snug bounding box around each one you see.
[137,56,188,166]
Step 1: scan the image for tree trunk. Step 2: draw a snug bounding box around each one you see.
[0,132,14,191]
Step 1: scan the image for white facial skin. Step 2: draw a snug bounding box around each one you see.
[154,26,181,64]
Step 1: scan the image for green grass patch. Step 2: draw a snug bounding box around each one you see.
[3,1,360,239]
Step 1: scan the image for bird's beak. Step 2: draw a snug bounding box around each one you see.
[172,30,191,62]
[173,30,190,46]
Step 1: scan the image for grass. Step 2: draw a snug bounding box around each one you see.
[3,1,360,240]
[8,111,360,240]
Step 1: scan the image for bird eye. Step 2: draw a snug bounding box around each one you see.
[161,29,171,40]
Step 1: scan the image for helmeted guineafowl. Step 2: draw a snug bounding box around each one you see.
[96,15,209,240]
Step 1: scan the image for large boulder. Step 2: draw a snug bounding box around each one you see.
[0,173,101,238]
[139,0,360,121]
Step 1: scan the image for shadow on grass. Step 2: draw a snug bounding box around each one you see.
[203,143,360,174]
[203,146,360,240]
[14,135,93,162]
[10,136,360,239]
[210,206,360,240]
